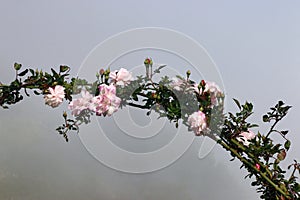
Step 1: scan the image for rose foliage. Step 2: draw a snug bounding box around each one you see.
[0,59,299,200]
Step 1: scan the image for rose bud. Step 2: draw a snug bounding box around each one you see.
[186,70,191,79]
[200,80,206,87]
[99,69,105,75]
[151,93,158,99]
[255,163,260,171]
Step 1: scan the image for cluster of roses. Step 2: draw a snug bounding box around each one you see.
[43,65,255,146]
[44,68,133,116]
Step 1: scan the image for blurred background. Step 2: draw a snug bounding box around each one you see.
[0,1,299,199]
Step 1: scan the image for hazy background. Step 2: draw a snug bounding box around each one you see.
[0,1,300,200]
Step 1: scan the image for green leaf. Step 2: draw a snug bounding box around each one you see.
[294,183,300,192]
[60,65,70,73]
[29,69,35,76]
[284,140,291,151]
[233,98,241,110]
[281,130,288,136]
[158,65,167,70]
[18,69,28,76]
[278,100,284,106]
[248,124,258,128]
[154,65,167,74]
[33,90,40,95]
[11,79,21,88]
[14,63,22,71]
[132,94,138,101]
[51,68,59,78]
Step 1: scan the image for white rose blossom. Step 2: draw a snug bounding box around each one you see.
[109,68,133,86]
[44,85,65,108]
[68,90,95,116]
[187,111,208,136]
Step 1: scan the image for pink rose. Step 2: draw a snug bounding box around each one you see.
[187,111,207,136]
[109,68,133,86]
[92,84,121,116]
[204,81,221,94]
[68,90,94,116]
[44,85,65,108]
[237,130,256,146]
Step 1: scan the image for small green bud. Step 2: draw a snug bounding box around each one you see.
[186,70,191,78]
[63,111,67,118]
[277,149,286,161]
[262,115,269,122]
[14,63,22,71]
[200,80,206,87]
[151,93,158,99]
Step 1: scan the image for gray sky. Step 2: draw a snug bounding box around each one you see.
[0,1,300,200]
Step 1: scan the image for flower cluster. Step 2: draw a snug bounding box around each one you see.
[43,68,132,117]
[67,69,132,116]
[43,67,228,140]
[169,77,225,137]
[92,84,121,116]
[68,85,121,116]
[42,66,228,142]
[170,78,223,107]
